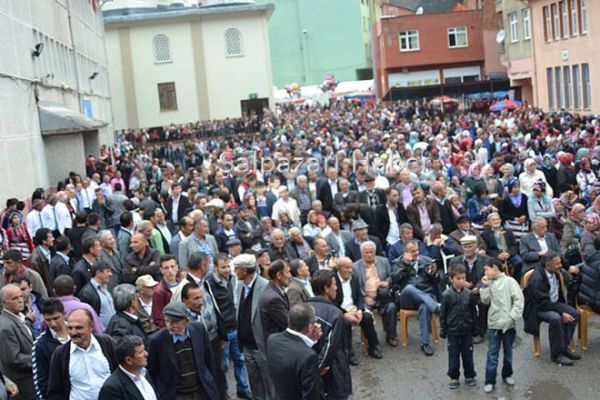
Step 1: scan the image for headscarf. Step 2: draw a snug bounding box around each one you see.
[532,179,546,193]
[585,213,600,225]
[7,211,22,226]
[507,177,519,192]
[524,158,537,174]
[468,162,482,179]
[570,204,586,220]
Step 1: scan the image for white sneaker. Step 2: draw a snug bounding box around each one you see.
[504,376,515,386]
[484,384,494,393]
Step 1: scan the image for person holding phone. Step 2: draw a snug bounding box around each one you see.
[391,240,442,356]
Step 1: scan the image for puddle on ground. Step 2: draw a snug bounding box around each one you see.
[524,380,573,400]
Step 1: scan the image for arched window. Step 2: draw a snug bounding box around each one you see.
[224,28,243,57]
[153,34,171,63]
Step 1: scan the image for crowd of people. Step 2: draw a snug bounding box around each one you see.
[1,98,600,399]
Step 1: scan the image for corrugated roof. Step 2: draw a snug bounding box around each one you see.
[388,0,465,14]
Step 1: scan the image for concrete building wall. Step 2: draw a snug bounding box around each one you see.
[530,0,598,113]
[0,0,113,204]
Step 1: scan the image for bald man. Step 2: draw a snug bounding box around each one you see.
[0,284,35,399]
[122,233,161,284]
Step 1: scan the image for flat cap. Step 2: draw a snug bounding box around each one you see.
[351,219,369,231]
[206,198,225,209]
[456,215,470,224]
[231,254,256,269]
[135,274,159,288]
[364,175,375,182]
[226,238,242,247]
[459,235,477,245]
[163,302,189,320]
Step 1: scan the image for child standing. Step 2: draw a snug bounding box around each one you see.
[440,264,478,389]
[479,258,524,394]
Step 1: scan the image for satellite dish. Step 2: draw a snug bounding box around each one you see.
[496,30,505,43]
[416,7,424,15]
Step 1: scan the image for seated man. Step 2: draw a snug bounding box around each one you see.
[386,223,429,264]
[481,213,524,281]
[334,257,381,363]
[344,219,385,262]
[353,241,398,347]
[519,217,562,277]
[449,215,487,254]
[449,236,491,344]
[391,240,441,356]
[523,250,581,365]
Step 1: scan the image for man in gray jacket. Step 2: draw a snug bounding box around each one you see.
[0,284,35,400]
[233,254,274,400]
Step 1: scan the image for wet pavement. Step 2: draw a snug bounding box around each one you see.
[346,317,600,400]
[225,315,600,399]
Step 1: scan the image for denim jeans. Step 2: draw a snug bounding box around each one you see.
[222,330,250,394]
[398,284,439,345]
[447,333,476,380]
[485,328,516,385]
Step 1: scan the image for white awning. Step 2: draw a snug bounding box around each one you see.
[38,101,107,135]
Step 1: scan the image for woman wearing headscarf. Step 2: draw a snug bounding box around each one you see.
[527,179,556,220]
[464,161,484,200]
[467,183,496,229]
[481,164,503,198]
[500,178,529,238]
[519,158,553,198]
[541,154,559,196]
[556,152,577,194]
[498,163,516,196]
[576,157,598,195]
[4,211,34,264]
[561,203,586,265]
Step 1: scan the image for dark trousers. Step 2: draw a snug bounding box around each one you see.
[211,337,226,400]
[377,301,398,339]
[475,303,489,337]
[537,302,580,359]
[485,328,515,385]
[346,312,379,353]
[447,333,475,380]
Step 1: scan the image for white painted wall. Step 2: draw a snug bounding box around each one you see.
[201,12,273,119]
[129,22,201,127]
[106,8,273,128]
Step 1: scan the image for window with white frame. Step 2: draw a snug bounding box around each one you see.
[547,68,554,110]
[560,1,569,38]
[582,63,591,109]
[399,30,419,51]
[509,12,519,42]
[581,0,587,34]
[564,65,572,109]
[152,34,171,63]
[544,6,552,41]
[522,9,531,40]
[552,3,560,39]
[448,26,468,48]
[225,28,243,57]
[569,0,578,35]
[573,64,581,109]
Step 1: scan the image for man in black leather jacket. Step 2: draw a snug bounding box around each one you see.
[391,240,441,356]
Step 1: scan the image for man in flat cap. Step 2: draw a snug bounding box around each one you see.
[146,302,219,400]
[449,235,491,344]
[232,254,275,400]
[449,215,487,254]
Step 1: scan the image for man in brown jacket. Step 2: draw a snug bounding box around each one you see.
[405,186,441,240]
